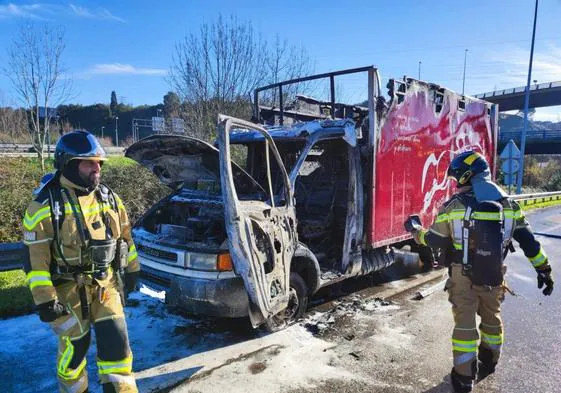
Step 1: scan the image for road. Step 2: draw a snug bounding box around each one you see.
[1,206,558,393]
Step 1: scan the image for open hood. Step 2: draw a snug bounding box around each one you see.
[125,135,265,196]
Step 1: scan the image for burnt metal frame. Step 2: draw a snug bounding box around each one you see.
[253,66,377,126]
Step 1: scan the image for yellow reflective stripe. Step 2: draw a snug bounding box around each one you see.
[23,206,51,230]
[529,248,547,267]
[97,356,133,375]
[453,243,463,250]
[463,152,481,165]
[452,338,478,352]
[27,270,51,279]
[449,211,466,220]
[27,271,54,290]
[58,337,73,378]
[29,280,54,290]
[435,214,449,223]
[481,332,503,345]
[472,211,502,221]
[419,230,428,246]
[128,244,137,262]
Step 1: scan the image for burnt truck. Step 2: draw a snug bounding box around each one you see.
[125,66,498,331]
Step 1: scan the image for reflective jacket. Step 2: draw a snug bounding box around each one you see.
[23,175,139,306]
[413,188,550,272]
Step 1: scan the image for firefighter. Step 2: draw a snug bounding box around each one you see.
[404,151,554,393]
[23,131,140,393]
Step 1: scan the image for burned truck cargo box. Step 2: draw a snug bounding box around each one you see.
[127,66,498,331]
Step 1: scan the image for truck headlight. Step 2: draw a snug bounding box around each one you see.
[185,252,217,271]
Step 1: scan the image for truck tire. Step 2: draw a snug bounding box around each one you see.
[263,272,308,333]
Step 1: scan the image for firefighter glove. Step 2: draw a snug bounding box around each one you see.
[37,299,69,322]
[536,266,554,296]
[404,215,422,233]
[125,271,139,294]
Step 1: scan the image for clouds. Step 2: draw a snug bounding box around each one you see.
[81,63,167,77]
[68,4,125,23]
[0,3,125,23]
[475,42,561,92]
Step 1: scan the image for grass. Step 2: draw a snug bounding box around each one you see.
[0,270,34,318]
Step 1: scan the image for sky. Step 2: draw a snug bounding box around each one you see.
[1,0,561,121]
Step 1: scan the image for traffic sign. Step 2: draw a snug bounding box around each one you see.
[499,139,521,159]
[501,159,519,174]
[504,173,517,186]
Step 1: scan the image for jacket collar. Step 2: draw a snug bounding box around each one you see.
[60,174,97,195]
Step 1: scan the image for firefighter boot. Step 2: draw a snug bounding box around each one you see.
[451,368,474,393]
[477,346,497,380]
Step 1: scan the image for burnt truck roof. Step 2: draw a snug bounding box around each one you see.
[229,119,358,146]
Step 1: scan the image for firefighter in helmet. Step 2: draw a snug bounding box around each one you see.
[23,131,140,393]
[404,150,554,393]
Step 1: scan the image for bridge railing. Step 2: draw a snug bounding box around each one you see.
[2,191,561,272]
[499,129,561,142]
[475,81,561,99]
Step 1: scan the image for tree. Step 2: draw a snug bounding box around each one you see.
[163,91,181,118]
[169,15,314,141]
[3,23,72,171]
[110,91,118,115]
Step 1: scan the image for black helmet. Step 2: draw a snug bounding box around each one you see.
[54,131,107,170]
[447,150,489,186]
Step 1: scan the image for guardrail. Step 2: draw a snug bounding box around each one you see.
[0,143,124,155]
[474,81,561,99]
[2,191,561,272]
[499,130,561,142]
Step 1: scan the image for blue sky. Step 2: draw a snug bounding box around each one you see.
[1,0,561,120]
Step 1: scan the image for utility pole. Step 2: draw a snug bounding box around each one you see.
[462,49,468,95]
[517,0,539,194]
[115,116,119,147]
[418,61,421,80]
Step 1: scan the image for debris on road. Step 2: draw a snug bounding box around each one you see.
[414,279,447,300]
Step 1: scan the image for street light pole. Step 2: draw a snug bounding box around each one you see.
[101,126,105,139]
[517,0,539,194]
[115,116,119,147]
[418,61,421,80]
[462,49,468,95]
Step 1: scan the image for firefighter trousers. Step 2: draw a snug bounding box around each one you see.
[49,276,138,393]
[445,264,505,379]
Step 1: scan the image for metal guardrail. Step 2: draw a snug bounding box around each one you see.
[1,191,561,272]
[499,130,561,142]
[0,143,124,155]
[474,81,561,99]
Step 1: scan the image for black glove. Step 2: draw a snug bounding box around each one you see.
[404,215,423,233]
[37,299,69,322]
[536,266,554,296]
[125,271,139,294]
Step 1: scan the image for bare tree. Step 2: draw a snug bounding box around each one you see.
[169,15,314,141]
[3,23,72,170]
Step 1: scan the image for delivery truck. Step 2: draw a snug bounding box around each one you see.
[126,66,498,330]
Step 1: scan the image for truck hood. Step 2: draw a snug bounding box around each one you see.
[125,134,265,195]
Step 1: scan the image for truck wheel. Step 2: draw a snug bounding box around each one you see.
[263,272,308,333]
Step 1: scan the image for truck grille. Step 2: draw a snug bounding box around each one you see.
[138,244,178,262]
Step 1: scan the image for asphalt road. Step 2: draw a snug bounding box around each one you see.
[285,206,561,393]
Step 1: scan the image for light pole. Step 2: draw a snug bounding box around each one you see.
[418,61,421,80]
[462,49,468,95]
[157,109,162,118]
[517,0,539,194]
[115,116,119,147]
[101,126,105,140]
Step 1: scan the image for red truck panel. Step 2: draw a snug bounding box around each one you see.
[370,82,496,248]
